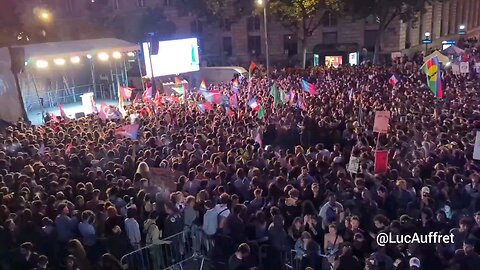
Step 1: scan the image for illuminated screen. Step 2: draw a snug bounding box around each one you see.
[143,38,200,77]
[349,53,358,66]
[325,56,342,68]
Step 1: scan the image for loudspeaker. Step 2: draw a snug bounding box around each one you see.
[75,112,85,119]
[150,40,159,55]
[8,47,25,74]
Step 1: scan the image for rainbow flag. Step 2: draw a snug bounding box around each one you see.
[199,80,207,92]
[115,124,139,139]
[302,80,319,95]
[422,56,443,98]
[202,90,223,104]
[197,102,213,113]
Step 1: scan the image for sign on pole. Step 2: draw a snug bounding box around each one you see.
[373,111,391,133]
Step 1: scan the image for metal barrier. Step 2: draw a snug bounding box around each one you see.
[23,83,109,111]
[121,228,207,270]
[258,246,332,270]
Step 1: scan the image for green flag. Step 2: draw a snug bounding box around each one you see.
[270,83,280,107]
[172,86,185,95]
[257,106,265,120]
[270,83,287,108]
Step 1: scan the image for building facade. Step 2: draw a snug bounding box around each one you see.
[44,0,480,66]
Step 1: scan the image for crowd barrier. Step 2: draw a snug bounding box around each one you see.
[120,227,208,270]
[120,227,332,270]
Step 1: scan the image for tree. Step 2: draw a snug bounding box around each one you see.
[345,0,434,64]
[175,0,253,23]
[134,7,176,42]
[269,0,344,68]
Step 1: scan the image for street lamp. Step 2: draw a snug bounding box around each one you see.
[458,24,466,35]
[422,32,432,54]
[256,0,270,77]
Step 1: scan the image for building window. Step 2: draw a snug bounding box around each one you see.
[113,0,120,10]
[191,20,203,34]
[223,37,233,56]
[365,15,379,25]
[137,0,146,7]
[364,30,378,49]
[222,19,232,32]
[248,35,261,56]
[322,32,337,44]
[64,0,73,13]
[283,34,298,56]
[247,16,261,31]
[322,11,337,27]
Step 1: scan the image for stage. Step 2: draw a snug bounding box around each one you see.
[27,99,118,125]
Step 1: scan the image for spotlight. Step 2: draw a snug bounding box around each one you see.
[36,60,49,69]
[98,52,109,61]
[53,58,66,66]
[24,61,28,66]
[86,54,92,59]
[70,56,80,64]
[127,52,135,57]
[112,51,122,59]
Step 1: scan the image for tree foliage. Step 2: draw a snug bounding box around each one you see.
[346,0,429,31]
[269,0,344,36]
[135,7,177,42]
[175,0,253,23]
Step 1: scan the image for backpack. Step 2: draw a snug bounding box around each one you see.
[326,206,337,223]
[215,208,229,235]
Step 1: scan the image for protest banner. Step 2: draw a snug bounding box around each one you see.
[150,167,183,191]
[474,131,480,160]
[347,156,361,173]
[373,111,391,133]
[374,150,389,173]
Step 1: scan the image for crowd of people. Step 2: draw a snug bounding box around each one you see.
[0,49,480,270]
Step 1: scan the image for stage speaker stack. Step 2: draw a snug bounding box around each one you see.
[8,47,25,74]
[75,112,86,119]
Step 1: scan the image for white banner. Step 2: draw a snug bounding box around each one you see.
[0,48,24,123]
[474,131,480,160]
[460,62,469,74]
[452,64,460,75]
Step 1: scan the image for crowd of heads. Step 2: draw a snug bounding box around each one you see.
[0,44,480,270]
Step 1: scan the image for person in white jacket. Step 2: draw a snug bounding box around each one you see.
[124,207,141,250]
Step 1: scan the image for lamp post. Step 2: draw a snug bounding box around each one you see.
[256,0,270,77]
[423,32,431,54]
[458,24,466,35]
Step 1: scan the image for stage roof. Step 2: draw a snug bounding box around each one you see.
[15,38,140,60]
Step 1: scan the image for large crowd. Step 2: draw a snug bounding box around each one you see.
[0,47,480,270]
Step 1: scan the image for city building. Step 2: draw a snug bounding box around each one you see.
[38,0,480,66]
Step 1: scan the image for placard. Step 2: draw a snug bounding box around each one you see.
[347,156,361,173]
[374,150,389,174]
[474,131,480,161]
[373,111,391,133]
[452,64,460,75]
[475,63,480,74]
[460,62,469,74]
[149,167,183,192]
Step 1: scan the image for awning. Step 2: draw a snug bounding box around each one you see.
[14,38,140,61]
[423,50,450,63]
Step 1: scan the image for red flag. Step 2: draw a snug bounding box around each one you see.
[133,93,141,105]
[374,150,389,173]
[154,91,163,106]
[65,143,73,155]
[119,86,134,99]
[142,87,152,102]
[58,103,69,120]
